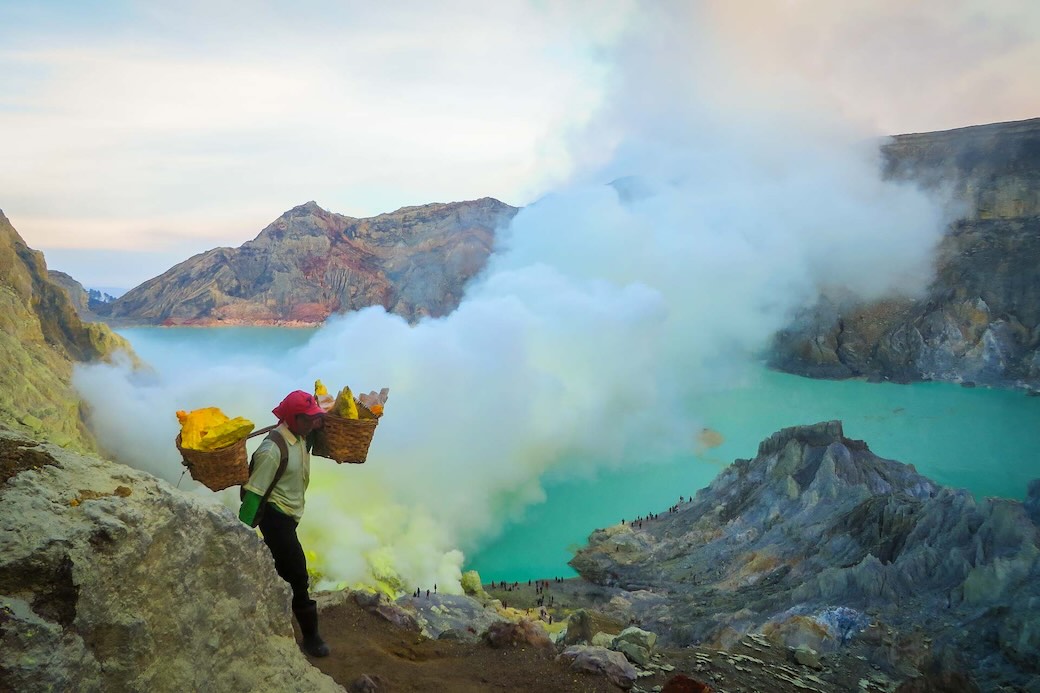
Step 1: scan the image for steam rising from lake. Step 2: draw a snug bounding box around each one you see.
[74,4,946,592]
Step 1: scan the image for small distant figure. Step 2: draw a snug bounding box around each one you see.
[434,583,437,593]
[426,589,430,598]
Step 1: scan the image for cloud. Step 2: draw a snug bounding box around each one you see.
[703,0,1040,134]
[4,1,1036,291]
[0,1,632,281]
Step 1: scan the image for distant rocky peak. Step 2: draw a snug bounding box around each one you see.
[704,421,940,528]
[292,200,325,214]
[755,420,853,457]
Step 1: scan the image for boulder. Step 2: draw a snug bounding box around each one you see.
[791,645,823,670]
[482,619,553,651]
[338,590,419,632]
[558,645,637,690]
[401,592,503,640]
[613,625,658,664]
[562,608,626,646]
[0,428,339,692]
[614,639,651,666]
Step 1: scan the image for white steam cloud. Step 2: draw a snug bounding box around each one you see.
[73,4,946,593]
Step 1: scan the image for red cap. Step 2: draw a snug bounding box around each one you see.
[273,390,326,422]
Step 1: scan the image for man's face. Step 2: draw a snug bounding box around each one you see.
[292,413,324,436]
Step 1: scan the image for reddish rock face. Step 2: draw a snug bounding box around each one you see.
[97,198,518,326]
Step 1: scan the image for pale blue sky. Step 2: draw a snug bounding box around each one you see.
[1,0,1038,290]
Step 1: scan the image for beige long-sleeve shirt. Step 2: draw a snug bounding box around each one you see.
[242,423,311,521]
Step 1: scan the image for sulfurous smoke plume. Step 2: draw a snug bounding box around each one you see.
[74,3,947,594]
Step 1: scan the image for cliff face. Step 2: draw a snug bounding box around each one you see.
[0,211,134,450]
[569,421,1040,691]
[47,270,102,322]
[771,117,1040,389]
[0,427,340,692]
[96,198,518,326]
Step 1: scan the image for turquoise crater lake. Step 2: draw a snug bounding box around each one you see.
[117,327,1040,583]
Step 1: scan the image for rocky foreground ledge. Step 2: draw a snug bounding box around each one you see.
[569,420,1040,691]
[0,426,339,692]
[2,422,1038,692]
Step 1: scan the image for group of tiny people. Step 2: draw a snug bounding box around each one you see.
[621,494,690,529]
[488,577,568,623]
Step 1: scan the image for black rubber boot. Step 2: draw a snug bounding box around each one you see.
[293,600,330,657]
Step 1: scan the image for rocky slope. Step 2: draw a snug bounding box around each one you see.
[771,117,1040,390]
[6,420,1035,692]
[0,211,134,451]
[0,426,340,692]
[94,198,518,326]
[568,421,1040,692]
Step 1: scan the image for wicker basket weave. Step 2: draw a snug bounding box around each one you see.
[311,414,378,464]
[176,433,249,491]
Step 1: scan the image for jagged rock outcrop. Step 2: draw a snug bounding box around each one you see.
[0,426,341,692]
[568,421,1040,691]
[0,211,134,450]
[47,270,97,321]
[771,118,1040,389]
[95,198,518,326]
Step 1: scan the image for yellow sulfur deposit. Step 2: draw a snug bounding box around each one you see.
[331,386,359,419]
[176,407,254,451]
[314,381,389,419]
[176,407,225,449]
[314,379,334,412]
[198,416,255,450]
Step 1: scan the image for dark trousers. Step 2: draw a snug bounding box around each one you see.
[258,507,310,609]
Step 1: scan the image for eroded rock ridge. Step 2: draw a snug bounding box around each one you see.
[771,117,1040,389]
[569,421,1040,691]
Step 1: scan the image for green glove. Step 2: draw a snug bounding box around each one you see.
[239,490,262,527]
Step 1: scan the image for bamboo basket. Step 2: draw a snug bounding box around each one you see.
[176,433,249,491]
[311,413,378,464]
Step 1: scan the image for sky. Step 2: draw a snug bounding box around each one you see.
[67,1,966,593]
[1,0,1038,290]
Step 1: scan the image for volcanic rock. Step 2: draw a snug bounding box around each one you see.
[558,645,638,689]
[568,420,1040,691]
[771,117,1040,389]
[95,198,517,326]
[0,426,339,692]
[0,211,135,450]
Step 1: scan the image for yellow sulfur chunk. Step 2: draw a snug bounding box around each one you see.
[198,417,255,451]
[314,379,334,412]
[332,386,359,419]
[176,407,228,450]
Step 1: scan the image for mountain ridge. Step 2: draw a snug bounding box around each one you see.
[94,197,518,326]
[771,116,1040,390]
[0,210,134,450]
